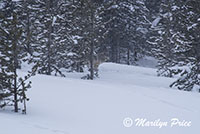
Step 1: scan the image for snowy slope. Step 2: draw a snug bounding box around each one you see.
[0,63,200,134]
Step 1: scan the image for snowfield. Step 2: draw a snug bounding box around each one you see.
[0,63,200,134]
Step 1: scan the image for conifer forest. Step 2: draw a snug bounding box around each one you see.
[0,1,200,134]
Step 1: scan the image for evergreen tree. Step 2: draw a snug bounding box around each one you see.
[71,0,109,79]
[148,0,177,77]
[104,0,149,64]
[149,0,200,92]
[169,0,200,92]
[29,0,72,76]
[0,0,36,113]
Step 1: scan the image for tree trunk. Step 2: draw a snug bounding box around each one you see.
[89,7,94,80]
[13,14,18,112]
[14,68,18,112]
[134,51,138,61]
[127,48,130,65]
[13,34,18,112]
[47,0,52,75]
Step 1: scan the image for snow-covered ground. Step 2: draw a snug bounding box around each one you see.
[1,63,200,134]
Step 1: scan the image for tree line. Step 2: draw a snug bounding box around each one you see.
[0,0,200,113]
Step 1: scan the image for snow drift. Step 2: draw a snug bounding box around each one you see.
[0,63,200,134]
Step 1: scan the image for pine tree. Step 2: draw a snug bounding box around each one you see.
[29,0,72,76]
[148,0,177,77]
[71,0,109,79]
[0,40,13,108]
[148,0,200,92]
[169,0,200,92]
[0,0,36,113]
[103,0,149,64]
